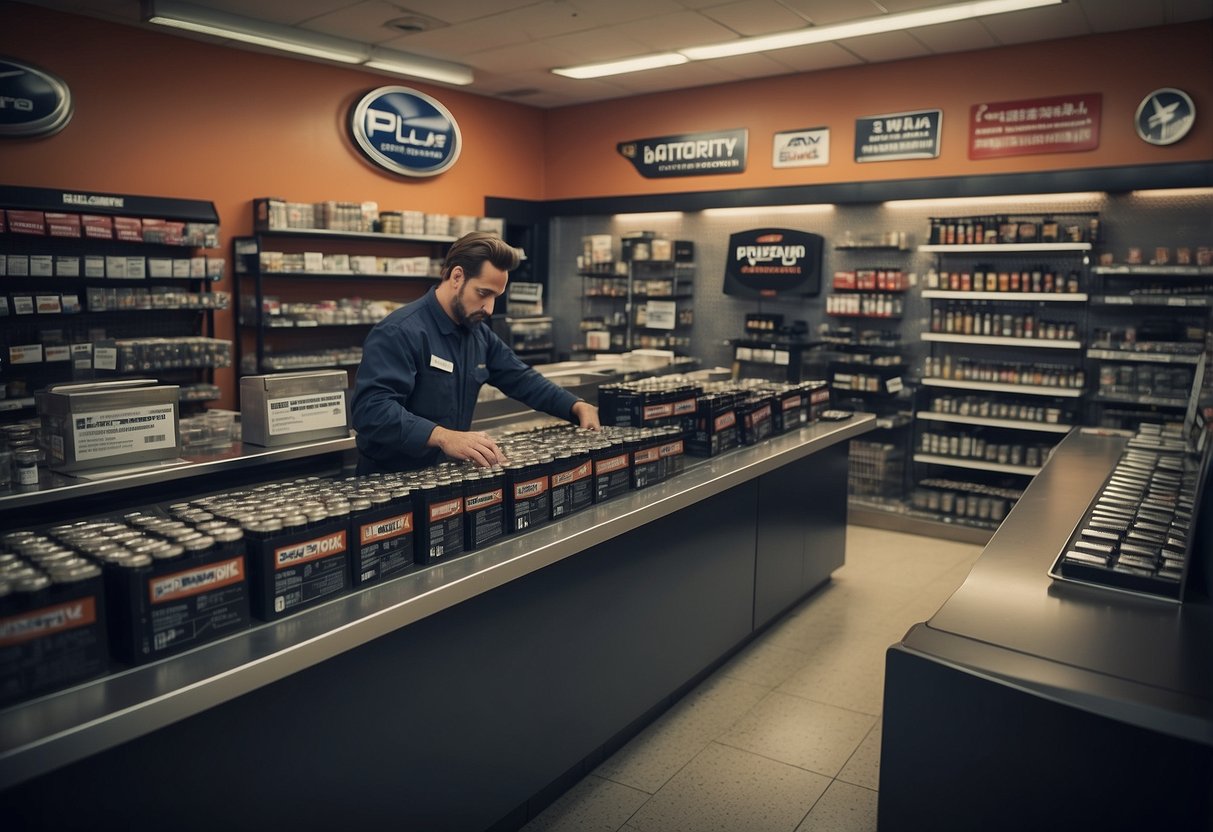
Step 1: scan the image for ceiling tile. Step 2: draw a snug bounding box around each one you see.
[542,27,653,63]
[837,30,930,62]
[609,11,741,50]
[473,68,627,99]
[1166,0,1213,23]
[877,0,961,10]
[371,0,538,26]
[906,19,998,54]
[22,0,141,23]
[776,0,885,26]
[1078,0,1167,32]
[979,2,1092,44]
[176,0,358,26]
[471,0,601,40]
[600,60,738,94]
[299,1,437,45]
[380,15,532,55]
[765,40,863,72]
[701,52,800,81]
[700,0,812,35]
[463,40,579,74]
[565,0,686,26]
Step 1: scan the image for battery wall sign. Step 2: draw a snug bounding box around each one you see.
[350,86,461,177]
[854,109,941,162]
[723,228,824,299]
[0,58,72,138]
[618,129,747,178]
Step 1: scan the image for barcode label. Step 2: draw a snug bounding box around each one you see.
[144,434,166,444]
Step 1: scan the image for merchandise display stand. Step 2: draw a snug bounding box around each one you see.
[880,428,1213,831]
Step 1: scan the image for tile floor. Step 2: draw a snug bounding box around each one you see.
[521,525,984,832]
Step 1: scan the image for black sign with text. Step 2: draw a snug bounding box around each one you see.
[854,109,941,162]
[723,229,823,298]
[618,129,747,178]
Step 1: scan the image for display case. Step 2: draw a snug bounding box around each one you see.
[0,185,228,424]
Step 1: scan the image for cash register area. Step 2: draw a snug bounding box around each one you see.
[521,526,982,832]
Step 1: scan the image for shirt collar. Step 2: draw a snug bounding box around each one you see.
[423,285,459,336]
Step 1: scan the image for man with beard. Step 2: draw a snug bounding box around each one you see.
[352,231,599,473]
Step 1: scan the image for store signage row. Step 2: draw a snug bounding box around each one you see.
[0,57,72,138]
[969,93,1101,159]
[349,86,461,178]
[722,228,823,299]
[772,127,829,168]
[617,128,747,178]
[854,109,942,163]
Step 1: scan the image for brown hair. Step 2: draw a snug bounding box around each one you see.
[441,231,520,281]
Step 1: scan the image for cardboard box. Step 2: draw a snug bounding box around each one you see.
[240,370,349,447]
[81,214,114,240]
[113,216,142,242]
[45,212,82,238]
[7,210,46,235]
[36,379,181,472]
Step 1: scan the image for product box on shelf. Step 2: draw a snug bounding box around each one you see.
[81,214,114,240]
[349,487,416,586]
[631,431,665,489]
[244,514,350,620]
[549,450,594,519]
[45,212,82,238]
[592,440,632,502]
[463,469,506,551]
[240,370,349,447]
[36,379,181,473]
[7,210,46,235]
[505,457,551,533]
[412,476,465,564]
[688,393,741,457]
[0,559,109,707]
[738,394,775,445]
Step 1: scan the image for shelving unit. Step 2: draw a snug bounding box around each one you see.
[577,255,694,355]
[232,205,453,376]
[0,185,227,422]
[911,219,1096,532]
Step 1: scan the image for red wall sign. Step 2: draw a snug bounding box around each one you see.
[969,93,1101,159]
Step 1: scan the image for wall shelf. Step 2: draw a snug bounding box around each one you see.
[922,333,1081,349]
[252,226,456,244]
[1086,349,1202,364]
[919,243,1092,253]
[1092,265,1213,277]
[922,378,1084,397]
[922,291,1087,302]
[917,411,1073,434]
[913,453,1041,475]
[1091,392,1187,408]
[1090,294,1211,307]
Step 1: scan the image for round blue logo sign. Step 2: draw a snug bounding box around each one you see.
[0,58,72,138]
[350,86,461,177]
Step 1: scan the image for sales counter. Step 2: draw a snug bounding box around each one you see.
[880,428,1213,831]
[1,413,874,831]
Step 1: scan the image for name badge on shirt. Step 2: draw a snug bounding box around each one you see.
[430,354,454,373]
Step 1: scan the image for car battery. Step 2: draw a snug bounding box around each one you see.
[463,468,506,551]
[549,449,594,520]
[97,527,249,664]
[805,380,830,421]
[688,393,741,457]
[657,427,688,478]
[768,386,808,434]
[631,430,665,489]
[592,438,632,502]
[0,558,109,707]
[243,511,350,621]
[505,456,551,533]
[413,475,465,564]
[348,486,415,586]
[739,394,775,445]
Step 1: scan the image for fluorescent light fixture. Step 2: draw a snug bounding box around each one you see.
[701,204,835,217]
[883,192,1104,208]
[144,0,474,84]
[366,48,474,86]
[554,0,1060,78]
[612,212,685,221]
[682,0,1062,61]
[552,53,687,80]
[1131,188,1213,198]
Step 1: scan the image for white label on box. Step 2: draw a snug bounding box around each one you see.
[304,252,324,272]
[55,256,80,277]
[172,259,191,278]
[774,350,790,366]
[45,345,71,362]
[105,256,127,278]
[72,343,93,369]
[644,300,677,330]
[36,295,62,314]
[7,255,28,276]
[62,294,81,313]
[125,257,146,279]
[93,346,117,370]
[13,296,35,315]
[886,377,904,394]
[147,258,172,277]
[10,344,43,364]
[70,403,177,462]
[85,256,105,278]
[190,256,205,278]
[30,255,53,277]
[266,391,346,436]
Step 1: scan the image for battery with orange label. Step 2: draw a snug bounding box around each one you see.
[413,477,465,564]
[463,469,506,551]
[505,457,551,533]
[739,394,775,445]
[592,439,632,502]
[632,431,665,489]
[244,513,350,620]
[689,393,742,457]
[657,427,689,478]
[549,450,594,519]
[0,563,109,707]
[349,487,415,586]
[101,530,250,662]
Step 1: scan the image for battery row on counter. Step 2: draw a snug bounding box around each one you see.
[0,380,832,708]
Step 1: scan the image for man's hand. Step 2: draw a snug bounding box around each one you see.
[428,425,506,467]
[571,400,601,431]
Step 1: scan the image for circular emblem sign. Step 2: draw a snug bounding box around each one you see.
[350,86,461,177]
[0,58,72,138]
[1134,88,1195,146]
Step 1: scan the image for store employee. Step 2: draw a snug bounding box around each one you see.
[352,231,600,473]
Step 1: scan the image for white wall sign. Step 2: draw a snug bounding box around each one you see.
[773,127,829,168]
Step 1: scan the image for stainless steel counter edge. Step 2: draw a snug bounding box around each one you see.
[0,436,358,510]
[0,414,874,789]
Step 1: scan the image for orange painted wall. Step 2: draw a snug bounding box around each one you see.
[0,2,547,407]
[543,22,1213,199]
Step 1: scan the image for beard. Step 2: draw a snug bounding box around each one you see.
[452,284,489,328]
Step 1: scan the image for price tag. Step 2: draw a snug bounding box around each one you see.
[644,300,676,330]
[13,296,34,315]
[886,376,904,394]
[72,343,93,369]
[36,295,62,314]
[94,346,118,370]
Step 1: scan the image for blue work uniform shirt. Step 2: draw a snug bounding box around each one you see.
[352,287,579,472]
